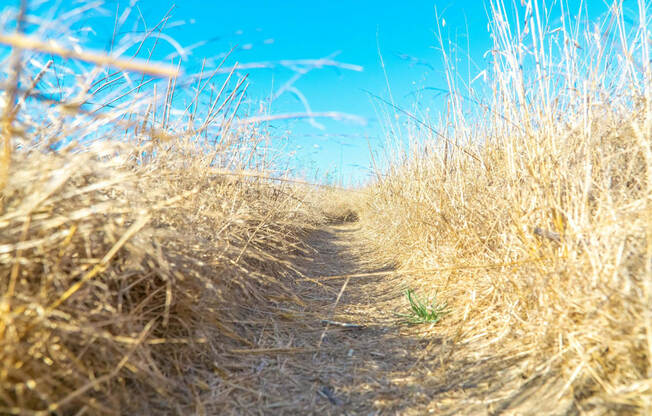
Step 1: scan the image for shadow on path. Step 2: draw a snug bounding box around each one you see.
[214,224,572,416]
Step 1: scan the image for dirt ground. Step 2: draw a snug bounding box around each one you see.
[211,224,575,415]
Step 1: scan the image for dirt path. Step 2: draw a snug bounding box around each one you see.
[217,224,566,415]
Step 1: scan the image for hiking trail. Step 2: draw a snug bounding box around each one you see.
[218,223,567,415]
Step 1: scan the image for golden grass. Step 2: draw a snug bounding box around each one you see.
[0,33,179,78]
[0,7,323,414]
[1,140,321,414]
[1,0,651,413]
[355,0,651,412]
[316,188,361,225]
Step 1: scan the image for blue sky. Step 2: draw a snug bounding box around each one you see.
[165,1,491,184]
[2,0,635,184]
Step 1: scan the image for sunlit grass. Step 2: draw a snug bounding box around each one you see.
[357,0,651,412]
[0,4,322,414]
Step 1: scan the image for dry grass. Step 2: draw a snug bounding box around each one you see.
[1,142,321,415]
[316,188,361,225]
[357,0,652,413]
[1,0,651,414]
[0,5,323,414]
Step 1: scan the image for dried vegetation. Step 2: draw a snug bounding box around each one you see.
[356,0,652,412]
[0,3,322,414]
[1,0,651,414]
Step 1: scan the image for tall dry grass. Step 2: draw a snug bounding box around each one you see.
[0,4,322,414]
[360,0,651,412]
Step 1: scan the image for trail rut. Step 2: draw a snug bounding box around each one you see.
[217,224,570,415]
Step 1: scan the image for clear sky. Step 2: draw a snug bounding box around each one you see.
[2,0,633,185]
[155,0,492,184]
